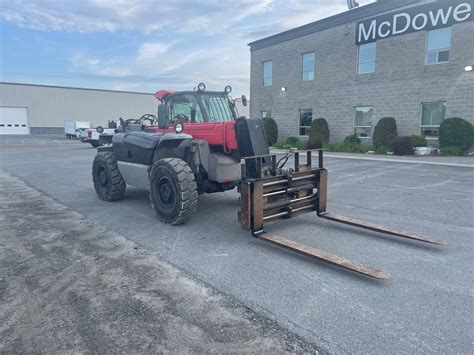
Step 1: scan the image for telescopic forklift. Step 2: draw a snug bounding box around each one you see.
[93,83,445,279]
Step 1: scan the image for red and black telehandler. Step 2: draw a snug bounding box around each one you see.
[93,83,445,279]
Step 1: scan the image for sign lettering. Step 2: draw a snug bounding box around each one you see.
[356,1,472,44]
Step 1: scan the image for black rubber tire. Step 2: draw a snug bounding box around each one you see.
[92,151,126,201]
[90,141,100,148]
[149,158,198,225]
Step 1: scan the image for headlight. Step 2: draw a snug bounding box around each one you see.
[197,82,206,91]
[175,123,183,133]
[224,85,232,94]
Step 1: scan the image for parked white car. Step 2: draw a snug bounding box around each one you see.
[79,114,157,148]
[64,120,91,138]
[79,121,120,148]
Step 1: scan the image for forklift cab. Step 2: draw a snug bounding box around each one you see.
[156,84,244,128]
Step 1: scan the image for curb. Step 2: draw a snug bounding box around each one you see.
[269,149,473,168]
[323,153,473,168]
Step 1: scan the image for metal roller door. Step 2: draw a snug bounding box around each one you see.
[0,107,30,134]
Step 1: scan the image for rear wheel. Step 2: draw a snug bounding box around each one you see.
[92,152,126,201]
[149,158,198,225]
[90,141,100,148]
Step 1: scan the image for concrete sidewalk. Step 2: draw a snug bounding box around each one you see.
[271,149,474,168]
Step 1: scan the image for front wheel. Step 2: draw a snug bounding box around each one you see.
[149,158,198,225]
[92,152,126,201]
[90,141,100,148]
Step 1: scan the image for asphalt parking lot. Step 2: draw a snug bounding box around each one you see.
[0,169,315,353]
[1,137,473,353]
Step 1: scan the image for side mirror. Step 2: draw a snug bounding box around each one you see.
[241,95,248,107]
[157,104,169,129]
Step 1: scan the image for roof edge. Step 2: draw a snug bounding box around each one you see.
[0,81,154,96]
[248,0,419,51]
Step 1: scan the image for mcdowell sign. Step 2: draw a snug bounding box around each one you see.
[356,1,472,45]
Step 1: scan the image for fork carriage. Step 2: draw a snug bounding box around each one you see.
[239,149,445,279]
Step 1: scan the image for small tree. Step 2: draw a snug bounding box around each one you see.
[373,117,397,148]
[307,118,330,149]
[262,116,278,146]
[439,117,474,151]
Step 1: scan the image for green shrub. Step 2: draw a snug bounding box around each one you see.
[324,143,345,152]
[285,136,299,146]
[349,144,370,153]
[440,146,463,156]
[296,140,308,150]
[262,117,278,146]
[324,142,370,153]
[391,136,414,155]
[307,140,322,149]
[276,137,302,150]
[373,117,397,148]
[439,117,474,151]
[308,118,330,149]
[272,141,285,149]
[322,134,369,153]
[343,134,361,145]
[274,137,311,150]
[375,145,391,154]
[411,134,427,147]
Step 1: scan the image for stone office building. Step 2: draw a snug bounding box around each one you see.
[249,0,474,144]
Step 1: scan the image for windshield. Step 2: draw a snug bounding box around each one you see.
[201,94,235,122]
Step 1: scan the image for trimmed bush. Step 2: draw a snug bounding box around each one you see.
[296,140,308,150]
[391,136,414,155]
[307,140,322,149]
[343,134,361,145]
[441,146,463,156]
[411,134,427,147]
[307,118,330,149]
[274,136,306,150]
[373,117,397,148]
[262,116,278,146]
[285,136,299,146]
[324,142,370,153]
[375,145,391,155]
[439,117,474,151]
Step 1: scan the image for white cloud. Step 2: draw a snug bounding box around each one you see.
[0,0,273,34]
[3,0,377,95]
[137,42,173,61]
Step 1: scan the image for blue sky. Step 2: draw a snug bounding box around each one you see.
[0,0,373,96]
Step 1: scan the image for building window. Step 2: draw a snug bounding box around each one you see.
[354,106,373,137]
[426,27,451,64]
[421,102,445,137]
[263,60,272,86]
[302,52,315,81]
[261,111,271,119]
[299,109,313,136]
[357,42,376,74]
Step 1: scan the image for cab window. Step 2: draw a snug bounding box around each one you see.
[168,94,204,123]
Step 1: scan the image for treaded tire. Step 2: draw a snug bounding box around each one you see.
[149,158,198,225]
[90,141,100,148]
[92,151,126,201]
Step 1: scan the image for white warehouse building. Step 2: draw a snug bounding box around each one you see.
[0,82,158,135]
[0,82,250,135]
